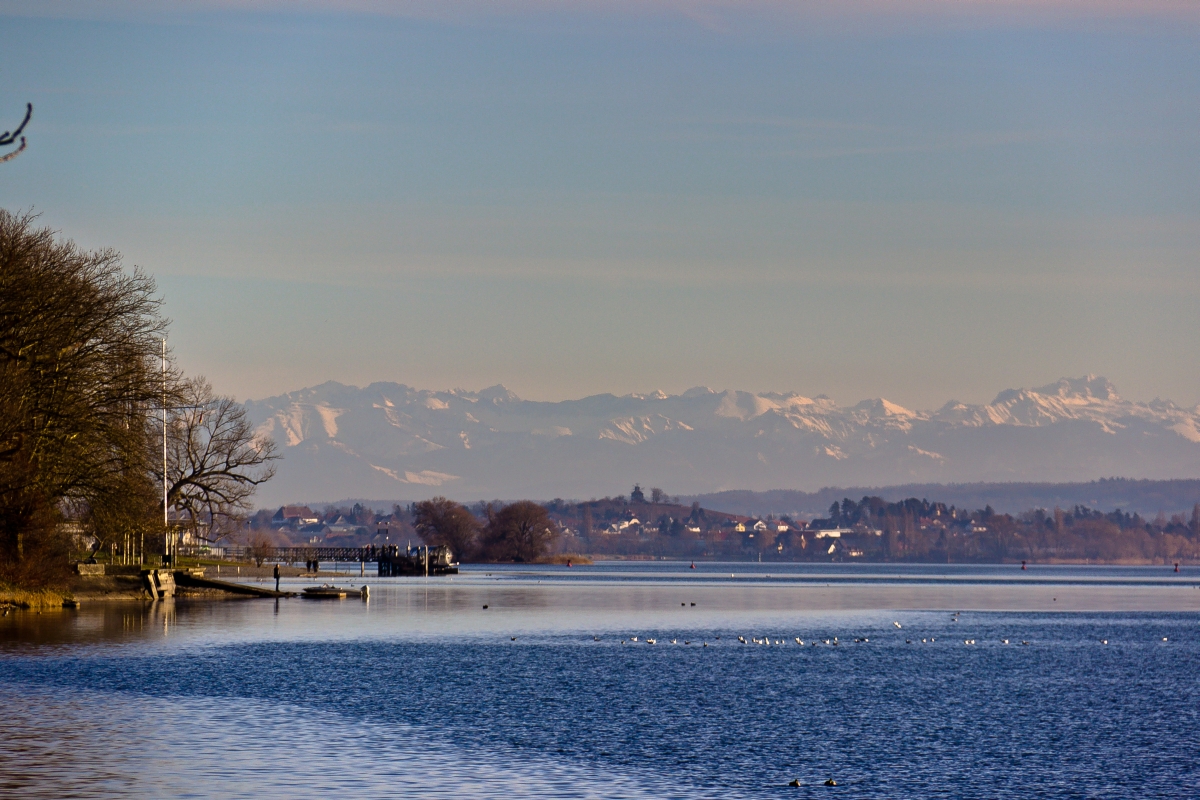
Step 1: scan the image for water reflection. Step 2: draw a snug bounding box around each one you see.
[2,565,1198,800]
[0,685,680,800]
[2,564,1197,653]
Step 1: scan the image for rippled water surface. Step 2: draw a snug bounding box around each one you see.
[3,563,1199,798]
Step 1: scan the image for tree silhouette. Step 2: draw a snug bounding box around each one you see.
[411,497,478,561]
[1,210,167,584]
[481,501,559,562]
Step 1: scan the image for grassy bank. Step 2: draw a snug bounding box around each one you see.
[0,586,70,609]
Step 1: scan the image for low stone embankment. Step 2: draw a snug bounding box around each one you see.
[4,563,319,609]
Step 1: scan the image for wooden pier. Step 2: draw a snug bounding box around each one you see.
[191,544,460,578]
[223,545,377,563]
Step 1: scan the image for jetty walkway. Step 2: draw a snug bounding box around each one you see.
[219,544,458,576]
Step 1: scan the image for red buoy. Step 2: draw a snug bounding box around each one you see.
[690,562,696,569]
[567,560,572,568]
[1021,560,1027,570]
[1175,562,1180,573]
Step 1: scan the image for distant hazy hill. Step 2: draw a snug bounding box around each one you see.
[685,479,1200,518]
[244,375,1200,507]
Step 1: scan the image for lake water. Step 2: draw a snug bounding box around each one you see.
[3,562,1199,798]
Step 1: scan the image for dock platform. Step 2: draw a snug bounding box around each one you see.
[173,572,297,598]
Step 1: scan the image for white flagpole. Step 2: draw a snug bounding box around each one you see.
[163,339,169,561]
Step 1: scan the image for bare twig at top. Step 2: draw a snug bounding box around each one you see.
[0,103,32,163]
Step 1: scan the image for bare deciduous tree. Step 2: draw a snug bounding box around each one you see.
[247,532,274,567]
[156,377,278,544]
[1,210,169,584]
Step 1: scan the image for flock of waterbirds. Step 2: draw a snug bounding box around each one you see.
[498,609,1174,792]
[497,608,1173,648]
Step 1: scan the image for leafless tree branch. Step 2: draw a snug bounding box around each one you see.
[153,377,278,543]
[0,104,31,163]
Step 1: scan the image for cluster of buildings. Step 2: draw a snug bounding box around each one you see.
[267,505,406,546]
[594,510,886,556]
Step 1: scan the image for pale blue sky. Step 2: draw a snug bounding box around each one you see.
[2,2,1197,408]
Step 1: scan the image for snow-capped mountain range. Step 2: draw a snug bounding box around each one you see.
[244,376,1200,506]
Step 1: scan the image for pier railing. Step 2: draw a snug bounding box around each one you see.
[186,545,380,563]
[168,544,458,577]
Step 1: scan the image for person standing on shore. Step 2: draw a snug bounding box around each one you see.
[274,563,280,593]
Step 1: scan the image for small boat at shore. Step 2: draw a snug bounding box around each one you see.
[302,584,352,599]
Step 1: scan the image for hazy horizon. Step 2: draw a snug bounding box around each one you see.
[240,373,1200,410]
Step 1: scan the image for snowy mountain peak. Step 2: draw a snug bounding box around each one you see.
[979,376,1129,428]
[715,390,779,420]
[854,398,919,418]
[476,384,520,404]
[243,377,1200,505]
